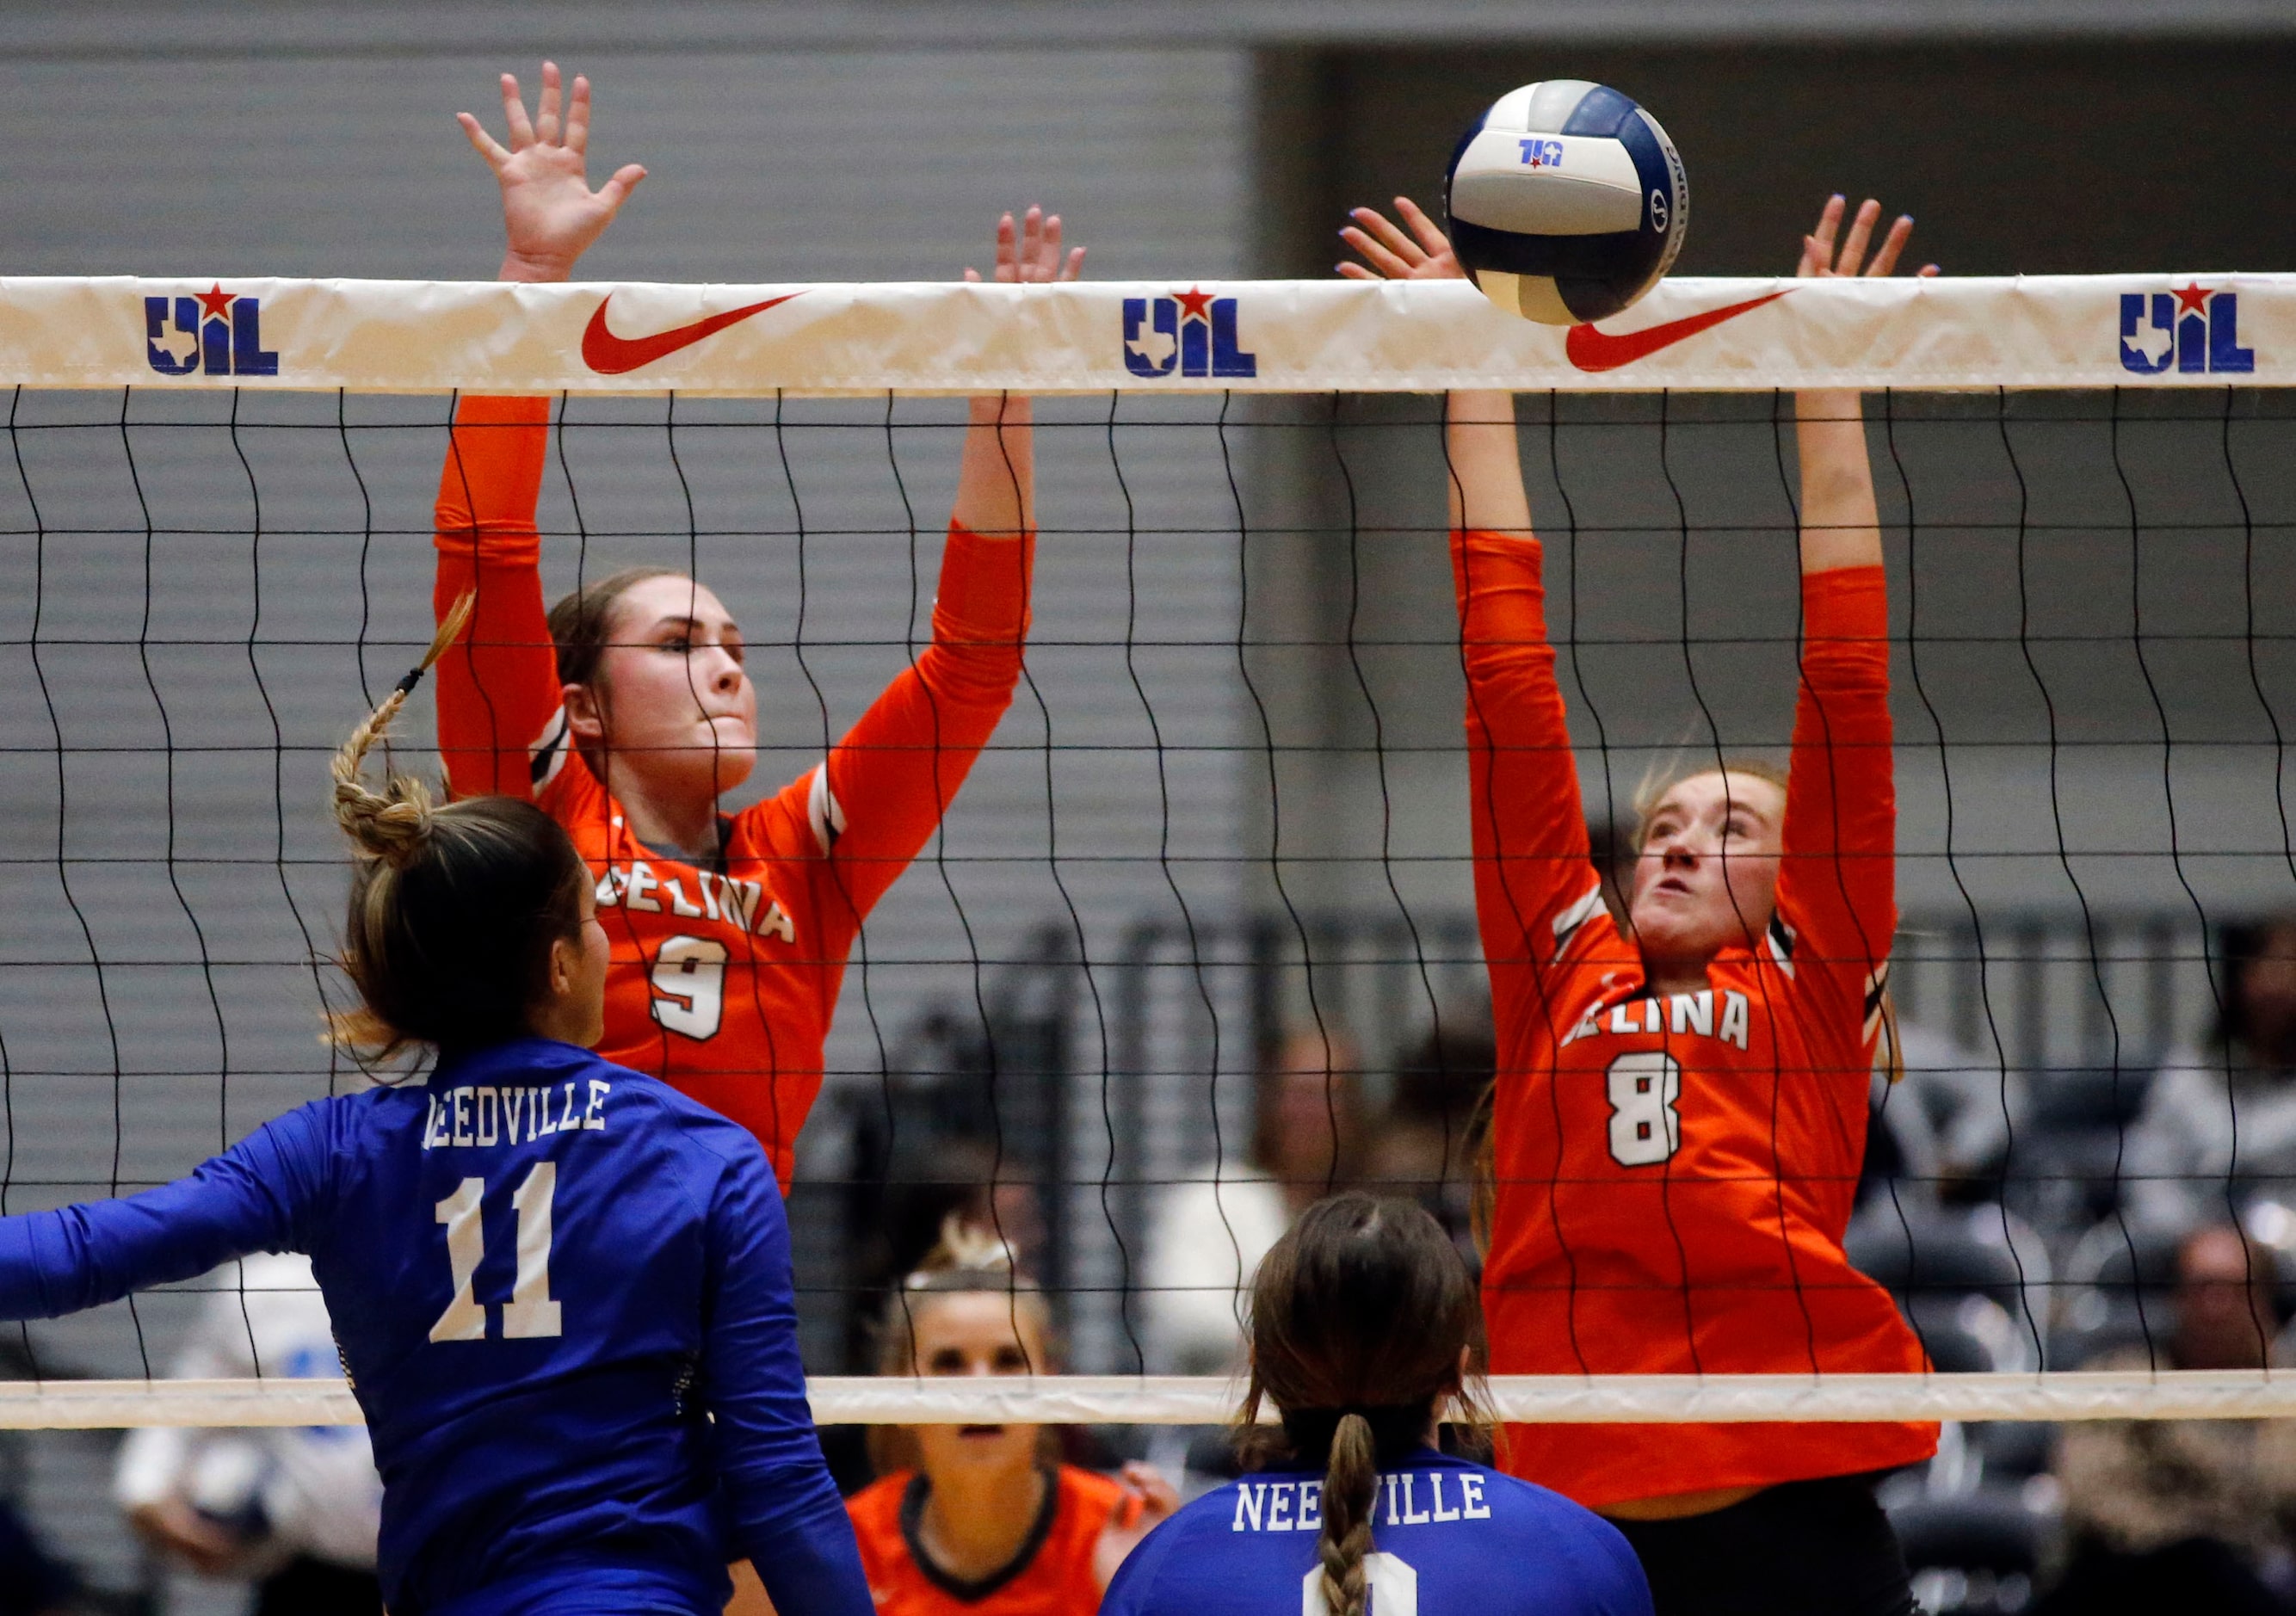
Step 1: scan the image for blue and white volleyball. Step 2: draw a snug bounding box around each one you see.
[1444,81,1688,325]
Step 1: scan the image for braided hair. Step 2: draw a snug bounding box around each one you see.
[330,594,590,1061]
[1242,1194,1486,1616]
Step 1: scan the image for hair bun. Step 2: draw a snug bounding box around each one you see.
[907,1212,1020,1286]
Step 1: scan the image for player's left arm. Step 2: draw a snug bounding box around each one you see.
[699,1142,874,1616]
[790,208,1081,919]
[0,1105,331,1321]
[1779,199,1933,1008]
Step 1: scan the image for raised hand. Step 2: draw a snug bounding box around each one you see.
[458,62,646,284]
[959,205,1083,455]
[1798,194,1938,281]
[1793,195,1926,573]
[965,205,1086,286]
[1092,1461,1182,1588]
[1338,196,1465,282]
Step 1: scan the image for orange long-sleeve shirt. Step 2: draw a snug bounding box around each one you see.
[847,1465,1134,1616]
[1455,525,1934,1509]
[433,396,1030,1191]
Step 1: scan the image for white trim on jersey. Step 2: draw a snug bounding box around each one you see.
[1766,915,1799,979]
[1550,884,1605,962]
[806,762,847,855]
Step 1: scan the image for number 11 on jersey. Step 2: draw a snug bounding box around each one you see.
[429,1163,565,1342]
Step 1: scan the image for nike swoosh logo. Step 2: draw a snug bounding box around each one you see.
[1565,289,1789,373]
[581,291,804,375]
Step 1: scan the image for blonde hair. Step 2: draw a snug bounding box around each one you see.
[329,595,590,1062]
[1465,756,1904,1248]
[1628,756,1790,853]
[867,1216,1058,1476]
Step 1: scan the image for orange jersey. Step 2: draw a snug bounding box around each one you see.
[846,1465,1134,1615]
[433,397,1028,1190]
[1454,526,1935,1509]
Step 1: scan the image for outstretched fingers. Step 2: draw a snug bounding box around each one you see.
[1340,211,1420,280]
[457,111,511,170]
[1396,194,1453,260]
[499,72,534,151]
[1805,193,1845,273]
[1835,198,1881,277]
[1017,205,1045,281]
[535,60,562,146]
[564,73,592,155]
[1862,213,1912,277]
[597,163,647,213]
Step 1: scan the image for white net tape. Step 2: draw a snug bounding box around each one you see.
[13,1372,2296,1429]
[4,272,2289,392]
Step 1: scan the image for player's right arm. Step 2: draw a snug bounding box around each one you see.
[437,65,647,799]
[1341,199,1599,971]
[0,1105,331,1321]
[698,1139,874,1616]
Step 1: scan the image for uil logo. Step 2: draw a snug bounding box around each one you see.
[2120,283,2253,375]
[1518,138,1565,168]
[145,284,279,377]
[1122,287,1257,379]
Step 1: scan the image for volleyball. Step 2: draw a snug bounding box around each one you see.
[1442,80,1688,324]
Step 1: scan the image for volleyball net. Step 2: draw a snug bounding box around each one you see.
[0,273,2289,1430]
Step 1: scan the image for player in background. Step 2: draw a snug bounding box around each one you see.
[1339,194,1938,1616]
[730,1218,1176,1616]
[0,624,873,1616]
[1100,1193,1650,1616]
[441,65,1074,1188]
[115,1252,384,1611]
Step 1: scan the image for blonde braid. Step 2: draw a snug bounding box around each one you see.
[330,593,475,867]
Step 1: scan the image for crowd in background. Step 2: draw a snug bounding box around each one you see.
[8,908,2293,1614]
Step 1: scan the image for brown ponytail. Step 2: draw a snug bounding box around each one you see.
[330,595,590,1062]
[1242,1194,1488,1616]
[1316,1411,1379,1616]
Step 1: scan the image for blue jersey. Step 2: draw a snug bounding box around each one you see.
[0,1036,871,1616]
[1101,1448,1651,1616]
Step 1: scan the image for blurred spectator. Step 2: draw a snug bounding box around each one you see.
[2126,916,2296,1231]
[116,1253,382,1615]
[1862,1022,2026,1212]
[1367,1011,1494,1253]
[0,1502,75,1616]
[2038,1225,2296,1616]
[1139,1029,1363,1372]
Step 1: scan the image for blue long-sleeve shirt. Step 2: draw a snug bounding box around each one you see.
[0,1036,873,1616]
[1100,1448,1651,1616]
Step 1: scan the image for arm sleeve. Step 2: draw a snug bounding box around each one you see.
[785,522,1031,934]
[434,395,564,800]
[0,1107,329,1322]
[1452,528,1603,980]
[701,1150,874,1616]
[1777,566,1894,1016]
